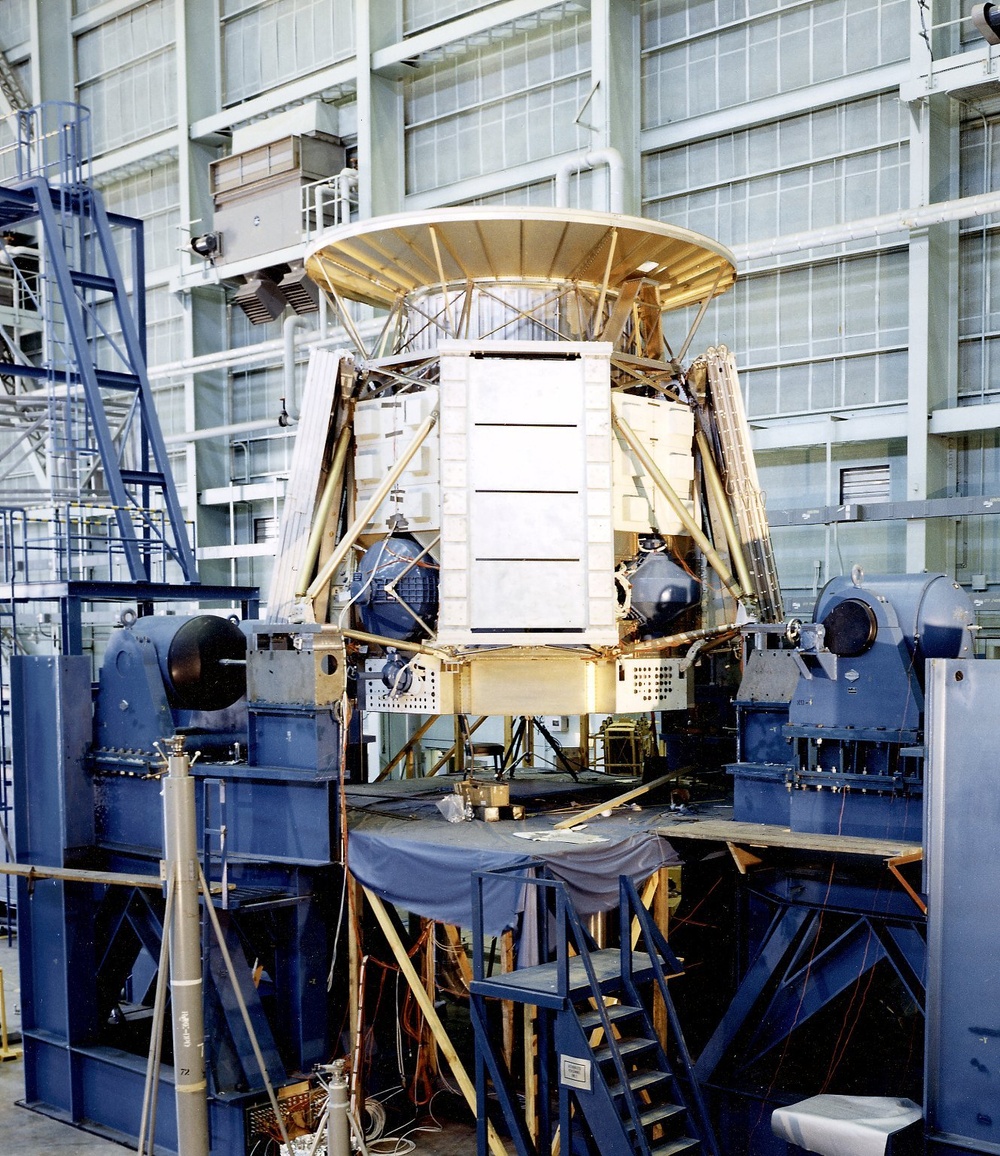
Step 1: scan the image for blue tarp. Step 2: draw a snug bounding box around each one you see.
[347,806,680,935]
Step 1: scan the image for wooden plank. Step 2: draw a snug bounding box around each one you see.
[375,714,439,782]
[654,817,920,859]
[422,919,439,1077]
[362,887,510,1156]
[0,862,161,888]
[442,924,473,987]
[552,772,674,830]
[501,930,514,1067]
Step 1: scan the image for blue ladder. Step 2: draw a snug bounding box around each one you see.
[0,103,197,584]
[470,869,719,1156]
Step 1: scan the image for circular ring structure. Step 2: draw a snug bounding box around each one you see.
[304,206,736,313]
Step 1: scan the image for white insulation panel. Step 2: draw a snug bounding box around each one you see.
[611,394,695,536]
[436,340,617,647]
[355,386,440,533]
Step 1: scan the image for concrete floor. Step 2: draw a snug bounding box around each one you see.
[0,938,474,1156]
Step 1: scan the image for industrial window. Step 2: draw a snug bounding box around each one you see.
[471,179,556,206]
[151,381,187,441]
[93,287,184,392]
[640,0,909,130]
[75,0,177,154]
[643,94,909,251]
[0,116,17,184]
[0,0,29,47]
[840,464,890,504]
[99,163,181,275]
[685,251,908,420]
[254,516,279,544]
[958,114,1000,403]
[404,15,590,195]
[231,362,284,426]
[221,0,355,107]
[404,0,503,36]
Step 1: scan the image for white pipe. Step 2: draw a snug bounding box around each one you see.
[337,167,358,225]
[732,187,1000,263]
[554,147,625,213]
[146,319,383,382]
[164,418,280,444]
[283,313,309,420]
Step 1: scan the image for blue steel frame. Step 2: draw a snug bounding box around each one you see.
[7,574,359,1156]
[0,103,198,584]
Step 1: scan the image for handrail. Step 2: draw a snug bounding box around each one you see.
[620,875,720,1156]
[472,865,650,1153]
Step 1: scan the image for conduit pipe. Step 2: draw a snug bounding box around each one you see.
[305,411,439,604]
[624,621,739,656]
[162,736,209,1156]
[732,187,1000,263]
[336,167,358,225]
[612,411,745,604]
[554,147,625,214]
[283,314,309,420]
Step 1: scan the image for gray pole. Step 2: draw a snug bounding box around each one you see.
[162,735,210,1156]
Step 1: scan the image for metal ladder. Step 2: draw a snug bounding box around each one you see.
[0,102,197,584]
[470,869,719,1156]
[701,344,783,623]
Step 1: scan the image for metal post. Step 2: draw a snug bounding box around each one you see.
[162,735,209,1156]
[326,1060,351,1156]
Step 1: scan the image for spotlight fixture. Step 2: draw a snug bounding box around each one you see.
[973,2,1000,45]
[189,232,222,261]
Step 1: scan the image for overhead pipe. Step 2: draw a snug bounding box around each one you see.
[612,410,746,604]
[336,167,358,225]
[554,147,625,214]
[732,187,1000,264]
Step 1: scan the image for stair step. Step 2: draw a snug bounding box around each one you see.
[624,1102,686,1132]
[606,1068,669,1099]
[577,1003,641,1031]
[471,948,664,1010]
[594,1036,656,1064]
[651,1138,699,1156]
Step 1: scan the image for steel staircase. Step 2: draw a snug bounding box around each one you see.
[470,869,719,1156]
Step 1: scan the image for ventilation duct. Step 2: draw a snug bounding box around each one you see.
[232,273,287,324]
[279,264,319,314]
